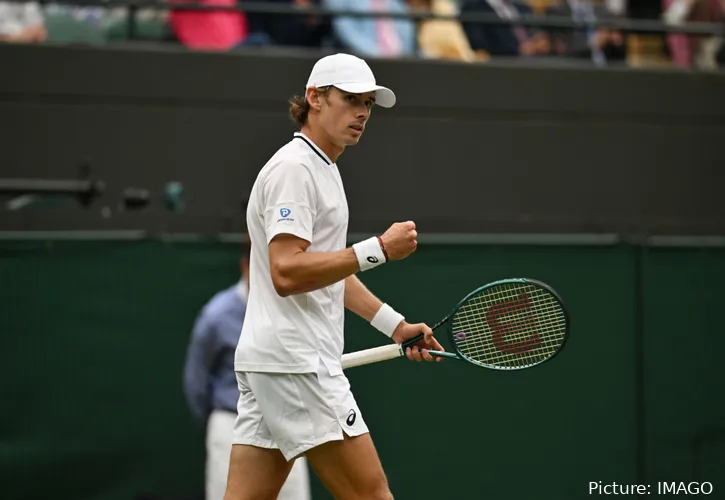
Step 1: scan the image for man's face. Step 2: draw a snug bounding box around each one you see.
[315,87,376,147]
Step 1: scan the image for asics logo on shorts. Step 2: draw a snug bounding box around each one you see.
[346,409,356,426]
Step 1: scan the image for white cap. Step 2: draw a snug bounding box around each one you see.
[305,53,396,108]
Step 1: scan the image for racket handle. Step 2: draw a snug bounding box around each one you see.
[341,343,404,369]
[401,333,425,349]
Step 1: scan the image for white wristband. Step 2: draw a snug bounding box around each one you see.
[371,303,405,338]
[352,236,386,272]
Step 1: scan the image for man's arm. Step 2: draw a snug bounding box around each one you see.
[344,274,385,322]
[269,234,361,297]
[269,222,418,297]
[343,274,446,362]
[343,274,408,344]
[269,227,445,361]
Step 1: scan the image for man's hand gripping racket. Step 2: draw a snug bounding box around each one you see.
[342,278,570,371]
[390,320,444,363]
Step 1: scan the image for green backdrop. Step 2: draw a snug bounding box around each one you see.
[1,240,722,500]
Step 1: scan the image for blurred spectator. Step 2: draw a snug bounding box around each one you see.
[407,0,483,61]
[323,0,417,57]
[626,0,667,66]
[0,1,46,43]
[168,0,248,50]
[663,0,724,68]
[183,245,312,500]
[241,0,330,48]
[604,0,627,16]
[460,0,550,58]
[546,0,627,65]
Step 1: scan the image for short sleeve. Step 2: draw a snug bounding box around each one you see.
[262,160,317,245]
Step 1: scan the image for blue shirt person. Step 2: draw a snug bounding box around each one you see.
[183,277,248,427]
[183,256,250,500]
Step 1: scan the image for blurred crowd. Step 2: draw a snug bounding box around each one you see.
[1,0,724,69]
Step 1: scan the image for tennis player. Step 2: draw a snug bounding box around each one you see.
[225,53,444,500]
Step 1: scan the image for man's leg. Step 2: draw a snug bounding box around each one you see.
[223,443,293,500]
[231,366,387,500]
[225,371,293,500]
[305,432,392,500]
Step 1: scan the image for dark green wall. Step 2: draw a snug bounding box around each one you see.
[642,247,725,486]
[1,240,722,499]
[2,43,725,237]
[0,241,237,500]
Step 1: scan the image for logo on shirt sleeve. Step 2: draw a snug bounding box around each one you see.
[277,207,295,223]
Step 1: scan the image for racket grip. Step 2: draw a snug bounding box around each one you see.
[341,343,404,369]
[401,333,425,349]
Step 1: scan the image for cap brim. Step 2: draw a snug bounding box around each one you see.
[333,82,396,108]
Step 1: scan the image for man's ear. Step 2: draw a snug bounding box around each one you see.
[307,87,323,112]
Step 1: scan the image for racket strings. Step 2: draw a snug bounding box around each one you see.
[459,286,565,367]
[462,290,564,367]
[451,282,567,369]
[462,294,563,357]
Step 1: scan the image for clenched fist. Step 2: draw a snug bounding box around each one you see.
[380,221,418,261]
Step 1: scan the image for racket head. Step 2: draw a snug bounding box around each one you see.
[442,278,570,370]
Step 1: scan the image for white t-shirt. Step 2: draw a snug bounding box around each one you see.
[235,132,349,376]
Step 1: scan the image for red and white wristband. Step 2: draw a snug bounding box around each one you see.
[352,236,389,272]
[371,303,405,338]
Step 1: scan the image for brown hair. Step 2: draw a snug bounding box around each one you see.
[288,86,331,127]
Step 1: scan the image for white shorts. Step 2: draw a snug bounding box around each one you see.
[231,362,369,461]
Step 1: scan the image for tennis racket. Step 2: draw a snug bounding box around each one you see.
[341,278,570,371]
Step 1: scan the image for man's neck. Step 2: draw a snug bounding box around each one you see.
[300,123,344,163]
